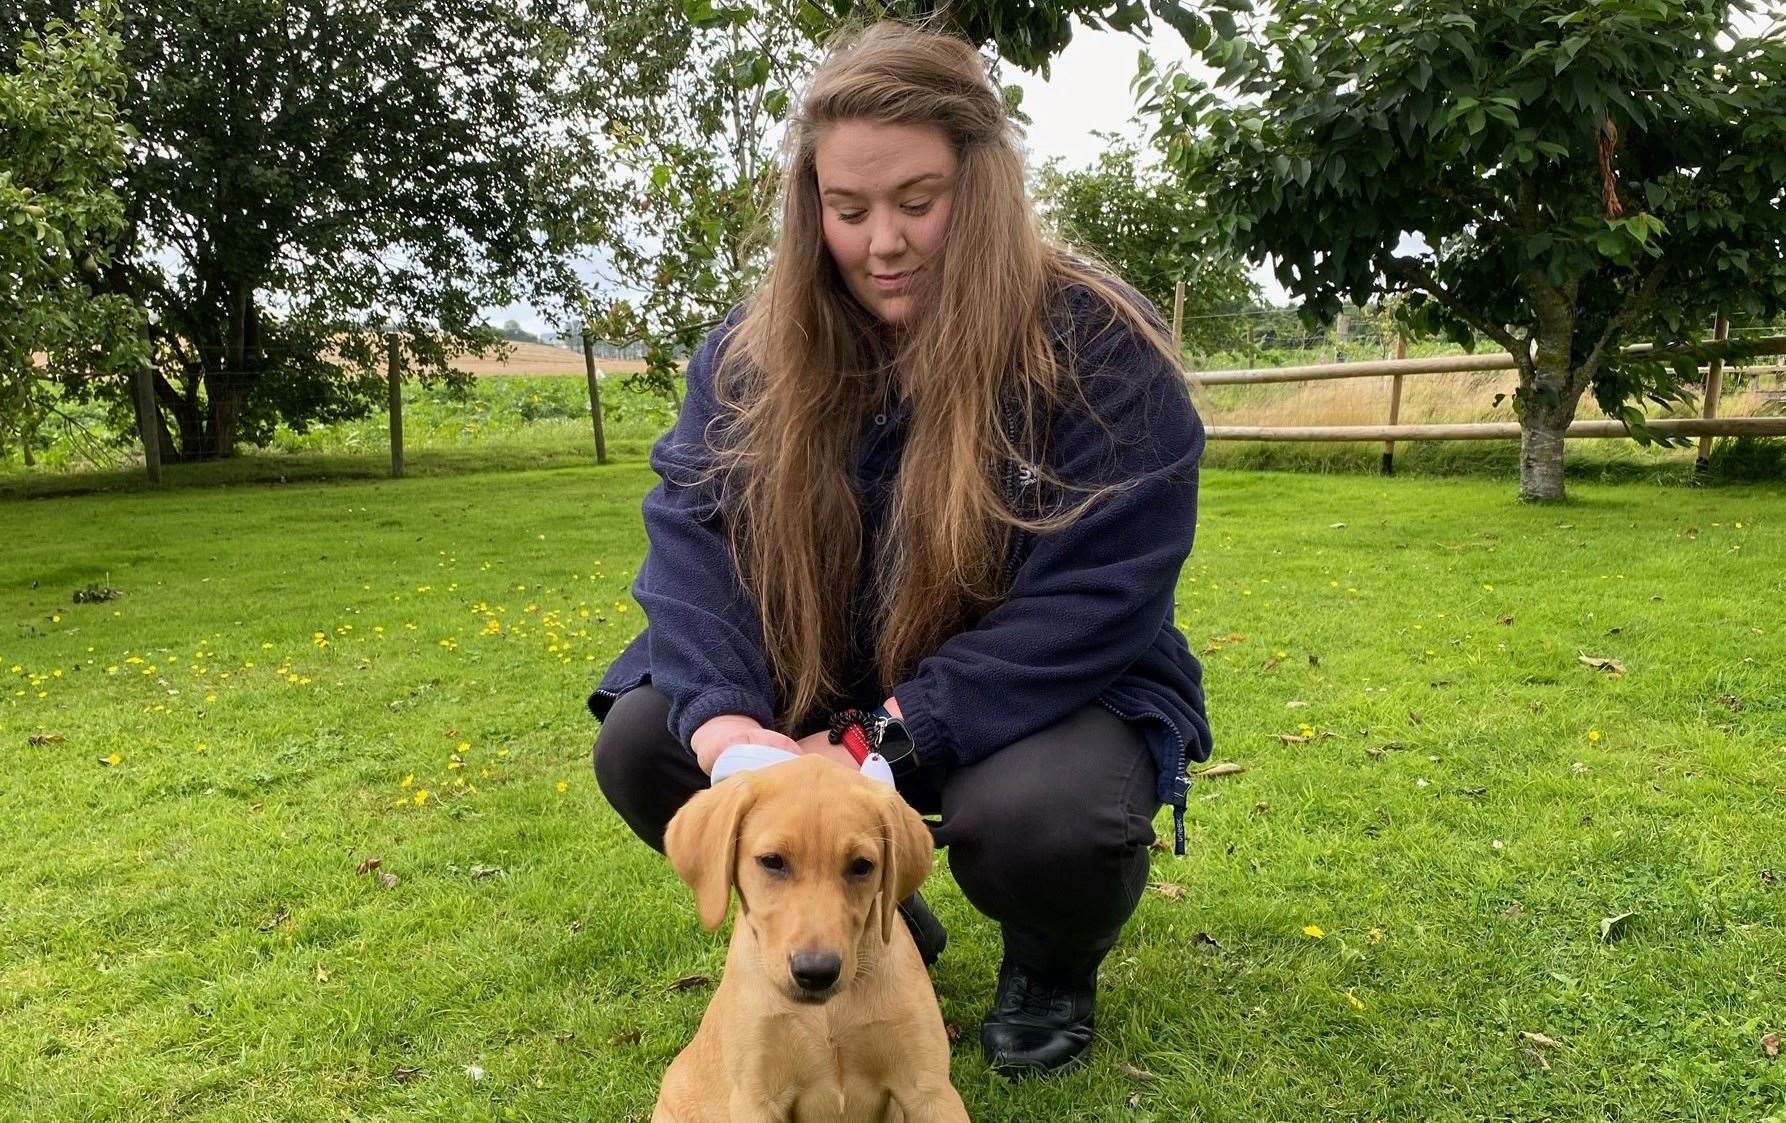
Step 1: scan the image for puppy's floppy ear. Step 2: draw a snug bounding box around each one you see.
[665,776,756,931]
[876,789,937,944]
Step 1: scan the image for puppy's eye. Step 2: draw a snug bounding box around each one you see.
[757,854,786,872]
[848,857,875,878]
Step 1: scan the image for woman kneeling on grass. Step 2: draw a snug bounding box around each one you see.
[588,17,1212,1080]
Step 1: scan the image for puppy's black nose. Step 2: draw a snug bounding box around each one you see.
[789,951,842,992]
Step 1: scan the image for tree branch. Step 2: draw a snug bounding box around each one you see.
[1386,255,1534,382]
[43,403,128,469]
[1574,258,1668,390]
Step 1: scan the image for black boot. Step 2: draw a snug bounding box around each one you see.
[896,892,947,967]
[979,956,1098,1078]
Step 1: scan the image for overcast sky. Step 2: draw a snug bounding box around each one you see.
[489,22,1292,337]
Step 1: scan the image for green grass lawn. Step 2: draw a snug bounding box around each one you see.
[3,457,1784,1121]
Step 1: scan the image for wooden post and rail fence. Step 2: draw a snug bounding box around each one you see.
[1167,280,1786,476]
[86,293,1786,485]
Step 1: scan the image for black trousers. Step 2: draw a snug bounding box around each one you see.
[592,684,1161,978]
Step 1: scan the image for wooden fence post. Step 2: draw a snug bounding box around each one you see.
[1695,312,1730,473]
[386,332,404,479]
[134,354,161,485]
[581,326,608,466]
[1381,332,1407,476]
[1171,279,1186,356]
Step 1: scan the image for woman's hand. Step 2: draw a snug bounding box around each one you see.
[794,728,864,770]
[690,715,801,776]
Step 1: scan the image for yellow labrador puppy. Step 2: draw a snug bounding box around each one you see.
[653,753,970,1122]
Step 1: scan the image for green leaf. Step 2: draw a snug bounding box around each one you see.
[682,0,721,29]
[1150,0,1212,52]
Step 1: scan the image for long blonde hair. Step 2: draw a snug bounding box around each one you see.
[708,18,1185,731]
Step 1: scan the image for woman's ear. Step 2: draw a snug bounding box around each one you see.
[665,777,757,931]
[876,790,937,944]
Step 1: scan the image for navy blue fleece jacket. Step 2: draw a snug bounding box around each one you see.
[589,282,1213,849]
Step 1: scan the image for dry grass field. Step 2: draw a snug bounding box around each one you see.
[1191,366,1785,430]
[452,340,651,378]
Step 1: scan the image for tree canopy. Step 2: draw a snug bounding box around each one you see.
[1136,0,1786,499]
[1034,133,1258,353]
[0,3,141,463]
[3,0,606,459]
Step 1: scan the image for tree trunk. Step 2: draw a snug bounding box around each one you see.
[1519,276,1582,502]
[206,285,255,458]
[206,376,248,458]
[158,371,206,461]
[1518,407,1571,502]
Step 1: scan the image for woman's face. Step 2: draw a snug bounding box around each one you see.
[814,119,958,326]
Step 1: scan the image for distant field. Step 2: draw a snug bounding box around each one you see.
[454,341,652,378]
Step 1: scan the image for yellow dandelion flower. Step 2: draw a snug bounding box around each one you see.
[555,780,569,794]
[414,790,430,805]
[1303,924,1325,939]
[196,742,209,753]
[1588,729,1602,743]
[401,773,414,788]
[102,753,123,766]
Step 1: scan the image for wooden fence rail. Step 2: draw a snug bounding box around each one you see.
[1207,417,1786,442]
[1194,335,1786,386]
[1192,327,1786,474]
